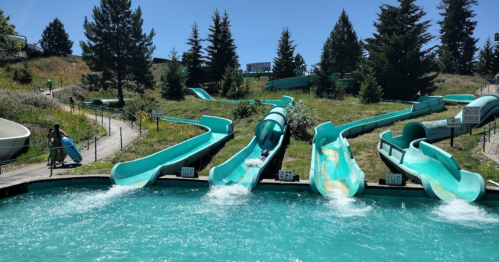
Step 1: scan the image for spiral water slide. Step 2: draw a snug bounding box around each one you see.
[110,116,233,187]
[0,118,30,162]
[378,95,499,202]
[309,98,445,197]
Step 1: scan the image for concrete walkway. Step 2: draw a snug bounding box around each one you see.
[0,88,140,189]
[476,84,498,96]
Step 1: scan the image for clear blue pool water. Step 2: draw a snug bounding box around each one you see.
[1,185,499,261]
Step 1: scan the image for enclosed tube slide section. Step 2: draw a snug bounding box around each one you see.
[185,88,215,100]
[209,102,293,190]
[0,118,31,161]
[309,98,445,197]
[110,116,233,187]
[378,95,499,202]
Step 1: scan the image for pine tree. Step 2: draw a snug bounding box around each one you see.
[80,0,155,107]
[476,37,495,77]
[220,65,247,99]
[294,53,305,70]
[365,0,437,100]
[205,10,238,86]
[328,9,362,78]
[39,18,73,57]
[359,70,383,104]
[185,22,205,87]
[0,9,21,58]
[161,49,183,99]
[272,28,296,80]
[315,41,334,97]
[437,0,478,75]
[493,44,499,76]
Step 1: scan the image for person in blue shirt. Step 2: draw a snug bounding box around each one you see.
[259,149,270,161]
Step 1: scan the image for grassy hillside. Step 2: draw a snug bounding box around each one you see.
[0,57,91,91]
[433,73,486,96]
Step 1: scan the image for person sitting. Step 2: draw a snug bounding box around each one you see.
[259,149,270,161]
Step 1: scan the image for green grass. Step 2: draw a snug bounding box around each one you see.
[433,73,486,96]
[0,57,91,92]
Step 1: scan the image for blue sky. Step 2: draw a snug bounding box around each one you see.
[3,0,498,70]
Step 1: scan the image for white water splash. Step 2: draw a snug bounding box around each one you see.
[432,199,499,225]
[205,184,250,206]
[54,185,139,215]
[245,158,263,167]
[325,189,372,217]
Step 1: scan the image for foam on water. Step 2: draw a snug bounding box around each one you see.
[324,189,372,217]
[54,185,139,215]
[204,184,250,206]
[245,158,262,167]
[431,199,499,225]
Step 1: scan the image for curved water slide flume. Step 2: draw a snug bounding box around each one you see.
[110,116,233,187]
[310,98,445,197]
[378,95,499,202]
[209,105,292,190]
[0,118,31,162]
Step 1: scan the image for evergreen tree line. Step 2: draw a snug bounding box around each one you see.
[1,0,493,104]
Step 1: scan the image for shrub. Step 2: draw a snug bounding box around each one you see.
[232,101,258,119]
[160,49,184,99]
[358,72,383,104]
[81,73,99,91]
[124,94,159,121]
[12,60,33,84]
[284,100,316,137]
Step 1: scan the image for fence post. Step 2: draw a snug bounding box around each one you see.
[495,117,497,134]
[132,121,134,129]
[109,117,111,136]
[120,127,122,151]
[87,130,90,150]
[50,161,53,177]
[94,137,97,162]
[140,118,142,135]
[101,110,103,126]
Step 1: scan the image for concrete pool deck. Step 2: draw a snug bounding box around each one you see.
[2,174,499,202]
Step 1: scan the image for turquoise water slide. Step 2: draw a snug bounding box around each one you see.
[110,115,233,187]
[378,95,499,202]
[265,75,356,90]
[185,88,215,100]
[209,104,292,189]
[309,98,445,197]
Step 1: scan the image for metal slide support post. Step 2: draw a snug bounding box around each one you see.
[94,137,97,162]
[495,117,497,134]
[109,118,111,136]
[157,117,159,132]
[469,124,472,135]
[120,127,122,151]
[95,109,97,121]
[489,123,491,142]
[483,131,486,152]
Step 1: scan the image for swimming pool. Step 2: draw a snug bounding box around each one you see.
[1,185,498,261]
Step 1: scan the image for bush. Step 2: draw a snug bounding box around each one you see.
[359,72,383,104]
[232,101,258,119]
[124,94,159,121]
[12,60,33,84]
[284,100,316,137]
